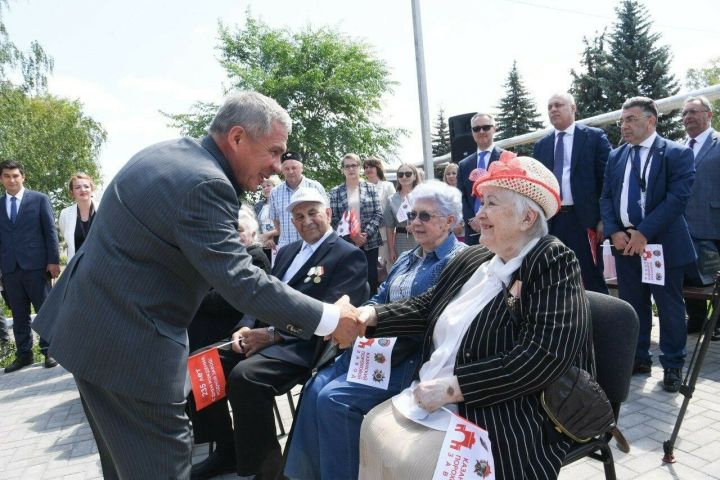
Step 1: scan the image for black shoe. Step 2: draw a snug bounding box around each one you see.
[632,359,652,375]
[190,449,235,480]
[663,368,682,393]
[4,355,33,373]
[712,327,720,342]
[44,356,58,368]
[687,318,704,334]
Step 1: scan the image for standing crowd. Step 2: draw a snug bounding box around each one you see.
[0,89,717,480]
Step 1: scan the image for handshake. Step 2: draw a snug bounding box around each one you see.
[325,295,377,348]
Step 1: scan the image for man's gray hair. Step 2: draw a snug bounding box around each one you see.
[508,190,548,238]
[470,112,495,125]
[209,91,292,138]
[549,92,576,106]
[408,180,463,227]
[684,95,713,113]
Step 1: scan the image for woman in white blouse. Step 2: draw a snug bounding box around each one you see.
[58,173,98,261]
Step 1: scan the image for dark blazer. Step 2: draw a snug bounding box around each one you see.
[32,136,327,403]
[457,147,504,223]
[532,123,611,228]
[258,232,368,367]
[600,135,696,268]
[373,236,593,479]
[0,190,60,273]
[685,129,720,240]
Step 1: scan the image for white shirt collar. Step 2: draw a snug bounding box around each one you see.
[690,127,713,146]
[301,228,333,253]
[637,132,657,150]
[477,144,495,155]
[8,187,25,202]
[555,122,576,137]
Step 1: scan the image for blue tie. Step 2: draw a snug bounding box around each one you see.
[474,151,489,213]
[10,196,17,224]
[553,132,565,199]
[627,146,643,227]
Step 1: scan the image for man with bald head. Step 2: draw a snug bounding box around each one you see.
[533,93,612,293]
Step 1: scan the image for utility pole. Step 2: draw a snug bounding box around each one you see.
[411,0,434,179]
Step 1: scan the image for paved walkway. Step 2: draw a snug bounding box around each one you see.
[1,323,718,479]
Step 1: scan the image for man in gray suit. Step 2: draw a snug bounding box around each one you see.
[32,92,359,479]
[682,95,720,338]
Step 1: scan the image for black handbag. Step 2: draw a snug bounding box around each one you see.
[541,366,629,452]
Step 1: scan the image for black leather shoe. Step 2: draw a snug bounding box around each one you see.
[44,356,58,368]
[4,355,33,373]
[190,449,235,480]
[632,359,652,375]
[663,368,682,393]
[711,327,720,342]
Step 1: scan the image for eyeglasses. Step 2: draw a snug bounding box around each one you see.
[681,108,710,117]
[407,210,445,222]
[472,125,494,133]
[343,164,360,169]
[616,115,650,127]
[397,171,413,178]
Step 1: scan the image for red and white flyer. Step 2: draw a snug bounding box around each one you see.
[187,348,226,411]
[641,244,665,286]
[346,336,396,390]
[432,411,495,480]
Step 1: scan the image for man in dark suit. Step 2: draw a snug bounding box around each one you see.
[681,96,720,338]
[457,113,504,245]
[0,160,60,373]
[31,92,360,479]
[533,93,611,293]
[600,96,696,392]
[190,188,368,480]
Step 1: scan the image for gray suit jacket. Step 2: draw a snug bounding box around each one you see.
[33,136,324,403]
[685,129,720,240]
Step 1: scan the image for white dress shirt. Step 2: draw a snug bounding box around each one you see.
[688,126,712,159]
[554,123,576,205]
[5,186,25,220]
[621,132,657,228]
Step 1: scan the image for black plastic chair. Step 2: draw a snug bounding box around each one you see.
[561,291,639,479]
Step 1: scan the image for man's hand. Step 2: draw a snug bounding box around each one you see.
[624,228,648,256]
[357,305,378,337]
[468,217,483,233]
[610,231,629,252]
[325,295,359,348]
[594,221,604,249]
[231,326,272,356]
[413,376,464,412]
[47,264,61,279]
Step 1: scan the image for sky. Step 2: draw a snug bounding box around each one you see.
[3,0,719,186]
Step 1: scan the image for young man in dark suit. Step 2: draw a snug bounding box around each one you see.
[457,113,504,245]
[190,188,368,480]
[600,97,696,392]
[533,93,612,293]
[0,160,60,373]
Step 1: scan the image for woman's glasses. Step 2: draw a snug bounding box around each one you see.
[407,210,445,222]
[397,171,413,178]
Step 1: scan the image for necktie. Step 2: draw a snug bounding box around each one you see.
[10,196,17,224]
[688,138,697,150]
[627,146,643,227]
[474,151,489,213]
[553,132,565,199]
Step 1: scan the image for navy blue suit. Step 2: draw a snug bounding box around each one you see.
[533,123,611,293]
[600,135,695,369]
[457,147,503,245]
[0,189,59,356]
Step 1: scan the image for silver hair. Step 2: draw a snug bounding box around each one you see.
[684,95,713,113]
[238,206,260,245]
[548,92,576,106]
[508,190,548,238]
[407,180,463,227]
[209,91,292,138]
[470,112,495,125]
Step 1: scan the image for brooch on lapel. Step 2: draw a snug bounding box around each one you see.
[503,279,523,325]
[304,265,325,284]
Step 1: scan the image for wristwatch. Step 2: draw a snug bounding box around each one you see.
[267,326,276,344]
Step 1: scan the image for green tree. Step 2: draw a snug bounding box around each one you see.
[687,57,720,131]
[167,13,404,188]
[571,0,682,144]
[570,32,610,120]
[494,61,544,156]
[0,85,106,211]
[431,108,450,157]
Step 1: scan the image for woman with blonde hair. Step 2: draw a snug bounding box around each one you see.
[385,163,419,263]
[58,172,98,260]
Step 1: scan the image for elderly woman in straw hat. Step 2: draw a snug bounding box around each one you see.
[357,156,594,479]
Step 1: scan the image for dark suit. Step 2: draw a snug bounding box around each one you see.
[372,237,594,479]
[684,129,720,326]
[600,135,695,369]
[189,231,368,478]
[457,147,503,245]
[31,136,331,479]
[0,189,59,356]
[533,123,611,293]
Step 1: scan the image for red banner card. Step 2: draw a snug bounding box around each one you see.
[187,348,226,411]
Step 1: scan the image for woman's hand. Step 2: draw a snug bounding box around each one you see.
[351,232,368,247]
[231,326,273,356]
[357,305,378,337]
[413,376,464,412]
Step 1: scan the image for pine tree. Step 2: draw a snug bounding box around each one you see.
[495,61,544,156]
[571,0,682,144]
[431,108,451,157]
